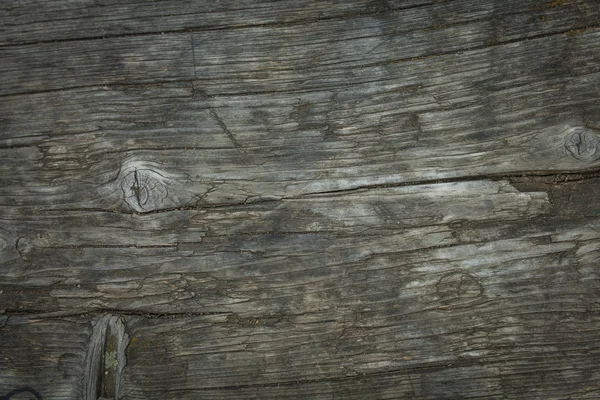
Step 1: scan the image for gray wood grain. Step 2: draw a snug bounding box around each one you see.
[1,0,599,96]
[1,2,599,211]
[2,181,600,400]
[0,315,130,400]
[2,40,600,211]
[0,35,195,96]
[2,181,599,399]
[2,1,600,399]
[0,0,429,45]
[0,180,587,317]
[191,0,600,95]
[119,307,600,400]
[0,316,93,400]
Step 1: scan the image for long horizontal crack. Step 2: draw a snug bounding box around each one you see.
[42,244,178,249]
[298,168,600,198]
[0,2,435,48]
[29,167,600,216]
[0,308,232,319]
[0,78,192,99]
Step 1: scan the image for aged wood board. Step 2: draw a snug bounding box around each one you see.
[1,0,600,399]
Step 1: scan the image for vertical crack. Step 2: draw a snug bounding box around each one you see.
[132,168,142,209]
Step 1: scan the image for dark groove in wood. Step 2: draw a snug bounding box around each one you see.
[18,168,600,216]
[0,309,232,319]
[0,2,435,48]
[2,26,598,98]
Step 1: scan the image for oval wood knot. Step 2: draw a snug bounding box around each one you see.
[435,271,484,306]
[565,127,600,161]
[121,166,168,212]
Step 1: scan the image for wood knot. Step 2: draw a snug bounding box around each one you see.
[121,165,168,212]
[565,128,600,161]
[435,271,483,307]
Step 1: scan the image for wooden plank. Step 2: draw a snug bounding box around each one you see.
[0,0,596,47]
[0,180,593,316]
[0,314,131,400]
[3,288,599,400]
[0,180,549,313]
[2,58,600,210]
[191,0,600,95]
[0,316,92,399]
[118,306,600,399]
[1,179,598,399]
[1,0,598,96]
[2,6,600,209]
[3,298,598,400]
[0,45,600,212]
[0,34,194,96]
[0,0,430,45]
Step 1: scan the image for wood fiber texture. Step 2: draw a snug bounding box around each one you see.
[1,0,600,399]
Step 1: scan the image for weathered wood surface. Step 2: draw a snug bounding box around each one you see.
[3,30,600,209]
[2,0,600,96]
[2,0,600,399]
[0,180,554,313]
[0,316,93,399]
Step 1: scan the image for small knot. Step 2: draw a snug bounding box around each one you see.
[565,127,600,161]
[120,165,168,212]
[435,271,483,307]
